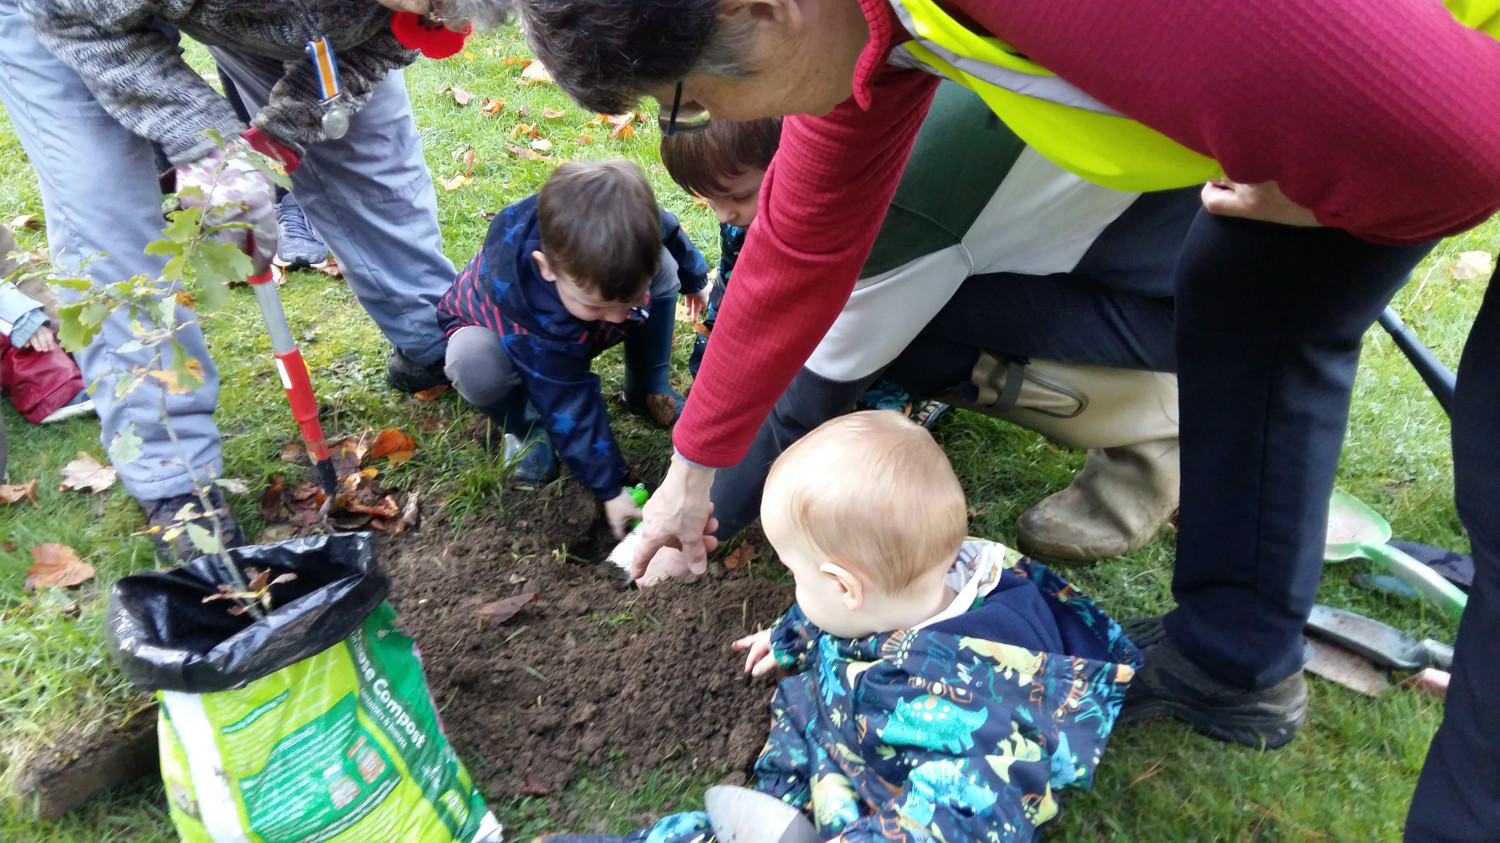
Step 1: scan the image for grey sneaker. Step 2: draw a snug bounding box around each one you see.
[1118,615,1307,749]
[140,488,245,564]
[385,347,450,395]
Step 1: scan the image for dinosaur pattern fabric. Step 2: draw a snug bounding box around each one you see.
[621,539,1141,842]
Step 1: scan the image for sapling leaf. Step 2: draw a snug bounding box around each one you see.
[185,522,221,555]
[115,340,144,355]
[109,423,143,465]
[56,303,97,352]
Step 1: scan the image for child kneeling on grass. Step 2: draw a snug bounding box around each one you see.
[547,410,1141,842]
[437,159,709,537]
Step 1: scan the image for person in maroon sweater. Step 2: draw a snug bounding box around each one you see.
[504,0,1500,837]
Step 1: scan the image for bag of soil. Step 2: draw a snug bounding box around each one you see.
[107,532,502,843]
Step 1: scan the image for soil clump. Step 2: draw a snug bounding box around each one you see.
[381,479,793,803]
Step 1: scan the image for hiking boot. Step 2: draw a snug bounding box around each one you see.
[385,347,450,395]
[140,488,245,564]
[503,429,559,485]
[272,193,328,269]
[1118,615,1307,749]
[620,388,683,428]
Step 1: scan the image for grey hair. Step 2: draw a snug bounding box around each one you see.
[515,0,760,115]
[440,0,515,31]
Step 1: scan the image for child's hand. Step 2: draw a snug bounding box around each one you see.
[732,628,778,677]
[683,288,710,322]
[603,490,643,540]
[24,325,57,353]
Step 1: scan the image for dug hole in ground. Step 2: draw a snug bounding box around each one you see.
[382,477,791,830]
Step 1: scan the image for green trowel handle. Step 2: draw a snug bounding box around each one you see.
[1364,542,1468,622]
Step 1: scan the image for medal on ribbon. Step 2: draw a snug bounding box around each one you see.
[306,36,351,139]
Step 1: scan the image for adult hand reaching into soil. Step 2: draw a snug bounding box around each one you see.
[631,454,719,578]
[1201,179,1321,227]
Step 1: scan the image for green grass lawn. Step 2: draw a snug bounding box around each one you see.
[1,28,1496,843]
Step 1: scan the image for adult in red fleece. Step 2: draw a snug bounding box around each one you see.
[513,0,1500,837]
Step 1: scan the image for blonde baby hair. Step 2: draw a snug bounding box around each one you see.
[764,410,967,593]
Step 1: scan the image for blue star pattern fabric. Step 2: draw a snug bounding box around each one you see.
[437,196,708,498]
[688,223,745,377]
[614,540,1141,842]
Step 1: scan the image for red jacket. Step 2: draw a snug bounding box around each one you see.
[676,0,1500,467]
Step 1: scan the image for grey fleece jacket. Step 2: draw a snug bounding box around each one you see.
[18,0,417,165]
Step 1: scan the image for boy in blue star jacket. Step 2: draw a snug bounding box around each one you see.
[438,160,708,536]
[550,411,1139,842]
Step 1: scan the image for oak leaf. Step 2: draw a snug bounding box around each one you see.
[0,480,38,505]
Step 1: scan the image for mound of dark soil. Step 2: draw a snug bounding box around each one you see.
[380,480,793,802]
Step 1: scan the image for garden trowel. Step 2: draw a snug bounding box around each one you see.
[704,786,819,843]
[1306,605,1452,672]
[1324,489,1467,621]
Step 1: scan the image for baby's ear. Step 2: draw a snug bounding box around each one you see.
[819,561,865,611]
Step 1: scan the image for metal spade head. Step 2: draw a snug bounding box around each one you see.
[1324,489,1393,562]
[704,786,820,843]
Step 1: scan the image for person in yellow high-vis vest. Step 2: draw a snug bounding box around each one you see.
[494,0,1500,836]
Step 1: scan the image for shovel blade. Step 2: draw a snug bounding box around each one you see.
[1325,489,1392,560]
[1305,638,1390,697]
[704,786,819,843]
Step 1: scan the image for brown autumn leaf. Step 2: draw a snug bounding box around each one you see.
[437,173,473,191]
[587,114,608,126]
[509,122,534,139]
[318,254,343,278]
[576,134,592,145]
[480,97,506,117]
[518,773,554,798]
[443,85,475,106]
[2,540,17,552]
[10,213,40,231]
[506,143,545,161]
[289,508,322,529]
[368,429,417,461]
[345,494,401,519]
[501,56,527,67]
[59,451,117,494]
[280,440,306,463]
[462,146,477,173]
[399,492,421,530]
[0,480,38,505]
[413,385,451,401]
[519,61,554,85]
[542,107,567,119]
[515,105,531,118]
[530,138,554,154]
[722,544,757,571]
[290,481,321,503]
[260,475,287,522]
[1446,250,1495,281]
[477,588,537,623]
[609,121,635,140]
[25,543,95,591]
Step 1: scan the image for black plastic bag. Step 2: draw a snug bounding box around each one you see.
[107,532,388,693]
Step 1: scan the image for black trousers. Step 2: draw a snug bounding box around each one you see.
[1406,273,1500,839]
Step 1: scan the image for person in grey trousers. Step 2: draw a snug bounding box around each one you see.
[0,0,491,557]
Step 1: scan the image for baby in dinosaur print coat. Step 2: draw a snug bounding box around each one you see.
[548,411,1140,842]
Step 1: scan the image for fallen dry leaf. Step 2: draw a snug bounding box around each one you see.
[59,452,117,494]
[501,56,530,67]
[509,122,534,139]
[217,478,251,495]
[10,213,40,231]
[2,540,16,552]
[260,475,287,522]
[280,440,306,463]
[290,508,322,529]
[25,543,94,591]
[318,255,343,278]
[413,385,451,401]
[0,480,38,505]
[1447,250,1495,281]
[443,85,475,106]
[462,146,477,172]
[255,525,300,544]
[530,138,553,153]
[291,482,321,503]
[722,544,757,571]
[399,492,421,530]
[506,143,545,161]
[542,107,566,119]
[438,173,473,191]
[518,773,554,798]
[476,589,537,623]
[519,62,553,85]
[345,494,401,519]
[480,97,506,117]
[587,114,608,126]
[515,105,531,118]
[368,429,417,461]
[575,134,592,145]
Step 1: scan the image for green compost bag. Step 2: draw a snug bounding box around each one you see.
[107,533,502,843]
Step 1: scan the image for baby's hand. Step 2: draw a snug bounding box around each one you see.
[732,628,777,678]
[683,288,710,322]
